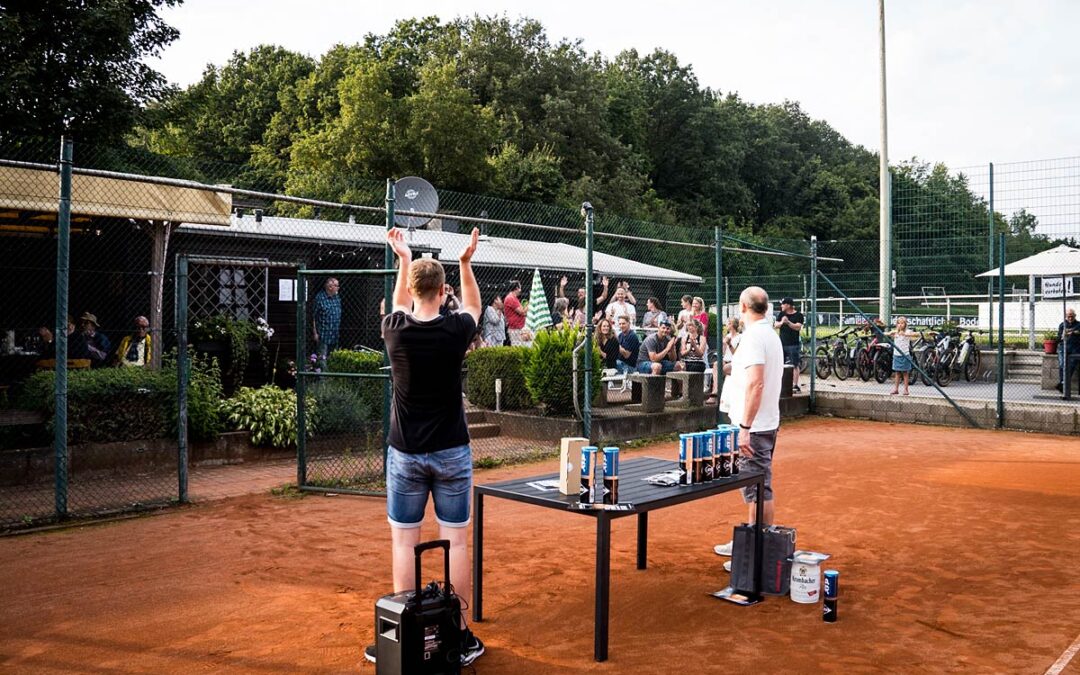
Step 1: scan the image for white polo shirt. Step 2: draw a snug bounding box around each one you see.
[727,315,783,432]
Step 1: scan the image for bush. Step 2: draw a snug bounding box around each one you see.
[466,346,532,410]
[309,378,375,435]
[221,385,315,448]
[170,351,225,442]
[19,367,171,443]
[325,349,384,428]
[524,325,602,416]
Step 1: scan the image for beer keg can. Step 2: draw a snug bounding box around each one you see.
[729,425,741,475]
[824,569,839,599]
[580,446,598,503]
[602,447,619,504]
[678,434,694,485]
[697,432,714,481]
[713,427,731,478]
[823,597,838,623]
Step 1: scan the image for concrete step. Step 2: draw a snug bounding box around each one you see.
[468,422,501,439]
[465,410,486,424]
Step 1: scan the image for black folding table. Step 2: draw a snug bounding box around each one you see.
[472,456,765,662]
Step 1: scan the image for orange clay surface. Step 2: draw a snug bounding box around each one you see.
[1,417,1079,674]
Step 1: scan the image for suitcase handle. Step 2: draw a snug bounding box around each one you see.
[414,539,451,596]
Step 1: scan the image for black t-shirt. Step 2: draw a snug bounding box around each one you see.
[776,310,804,346]
[382,311,476,453]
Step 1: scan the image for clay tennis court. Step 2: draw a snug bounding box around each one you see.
[1,416,1078,673]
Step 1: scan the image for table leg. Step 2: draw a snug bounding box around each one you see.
[595,512,611,662]
[636,512,648,570]
[753,475,765,599]
[473,490,484,622]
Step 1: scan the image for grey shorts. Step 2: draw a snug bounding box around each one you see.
[740,428,778,504]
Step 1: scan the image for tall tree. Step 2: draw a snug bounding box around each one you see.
[0,0,181,148]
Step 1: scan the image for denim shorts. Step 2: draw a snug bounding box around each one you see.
[636,359,675,374]
[386,444,473,528]
[782,344,801,368]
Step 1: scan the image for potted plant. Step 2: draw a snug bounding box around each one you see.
[1042,329,1060,354]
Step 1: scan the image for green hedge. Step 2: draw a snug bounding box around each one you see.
[465,346,532,410]
[524,325,602,416]
[324,349,384,431]
[19,354,225,444]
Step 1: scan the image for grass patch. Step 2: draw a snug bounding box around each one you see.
[270,484,305,499]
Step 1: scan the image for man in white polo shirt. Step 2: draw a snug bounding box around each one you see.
[713,286,784,568]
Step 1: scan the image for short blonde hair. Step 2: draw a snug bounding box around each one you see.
[407,258,445,301]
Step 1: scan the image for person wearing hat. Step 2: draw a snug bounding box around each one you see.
[774,297,804,392]
[77,312,111,367]
[114,315,152,367]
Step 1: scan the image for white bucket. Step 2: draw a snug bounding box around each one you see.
[790,551,830,604]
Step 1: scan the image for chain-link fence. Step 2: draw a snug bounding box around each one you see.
[2,137,1079,529]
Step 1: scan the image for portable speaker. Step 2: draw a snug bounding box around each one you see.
[374,540,462,675]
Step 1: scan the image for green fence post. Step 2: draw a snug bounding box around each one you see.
[54,137,72,520]
[296,264,308,486]
[715,225,726,423]
[988,162,995,348]
[810,236,818,411]
[582,202,594,440]
[383,180,395,465]
[176,255,189,502]
[997,233,1005,428]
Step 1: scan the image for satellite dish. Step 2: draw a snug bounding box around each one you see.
[394,176,439,229]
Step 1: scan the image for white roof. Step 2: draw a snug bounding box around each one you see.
[976,244,1080,278]
[179,214,703,284]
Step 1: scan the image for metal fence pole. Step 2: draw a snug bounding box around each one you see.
[176,255,190,502]
[988,162,995,348]
[715,225,726,422]
[997,233,1005,428]
[582,202,594,441]
[383,180,395,464]
[810,236,818,411]
[54,137,73,519]
[296,263,308,486]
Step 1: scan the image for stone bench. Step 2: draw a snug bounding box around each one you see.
[628,373,667,413]
[667,371,705,407]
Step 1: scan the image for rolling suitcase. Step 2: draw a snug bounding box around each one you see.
[374,540,462,675]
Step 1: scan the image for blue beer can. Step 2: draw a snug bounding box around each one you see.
[603,447,619,504]
[728,425,741,474]
[678,433,694,484]
[580,446,598,503]
[824,569,839,599]
[697,432,714,481]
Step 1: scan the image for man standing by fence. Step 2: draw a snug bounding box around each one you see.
[714,287,783,572]
[312,277,341,367]
[365,226,485,667]
[775,297,803,393]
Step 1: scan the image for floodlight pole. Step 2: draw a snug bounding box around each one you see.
[878,0,892,325]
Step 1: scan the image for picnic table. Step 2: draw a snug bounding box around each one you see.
[472,456,766,662]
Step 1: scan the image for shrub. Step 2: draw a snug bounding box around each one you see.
[524,325,602,416]
[167,350,225,442]
[19,367,171,443]
[465,346,532,410]
[221,385,315,448]
[309,378,375,435]
[325,349,384,428]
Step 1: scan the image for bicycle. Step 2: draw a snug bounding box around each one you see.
[830,325,860,381]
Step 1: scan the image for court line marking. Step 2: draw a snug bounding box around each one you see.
[1045,631,1080,675]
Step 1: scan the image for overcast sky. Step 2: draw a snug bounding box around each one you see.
[154,0,1079,171]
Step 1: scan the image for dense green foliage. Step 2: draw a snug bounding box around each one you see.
[0,0,181,147]
[221,385,314,448]
[524,325,602,416]
[465,346,532,410]
[324,349,384,424]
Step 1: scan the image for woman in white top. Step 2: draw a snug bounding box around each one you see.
[888,316,919,395]
[675,294,693,337]
[678,318,708,372]
[708,316,742,405]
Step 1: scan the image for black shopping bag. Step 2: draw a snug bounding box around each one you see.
[730,524,797,595]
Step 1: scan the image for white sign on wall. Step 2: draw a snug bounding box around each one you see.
[1041,277,1075,299]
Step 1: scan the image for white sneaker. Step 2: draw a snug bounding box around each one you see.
[723,560,732,573]
[713,541,733,556]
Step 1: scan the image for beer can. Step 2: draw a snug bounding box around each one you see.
[692,433,705,483]
[729,425,741,475]
[580,446,598,504]
[698,432,714,481]
[713,427,731,478]
[603,447,619,504]
[823,597,838,623]
[824,569,839,599]
[678,434,694,485]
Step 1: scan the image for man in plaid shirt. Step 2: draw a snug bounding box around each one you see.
[313,277,341,366]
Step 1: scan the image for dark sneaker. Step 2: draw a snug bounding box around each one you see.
[461,628,485,666]
[364,643,376,663]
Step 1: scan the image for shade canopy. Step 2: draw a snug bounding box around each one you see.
[976,244,1080,278]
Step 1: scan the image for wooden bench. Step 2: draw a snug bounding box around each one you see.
[667,371,705,407]
[627,373,666,413]
[0,409,47,428]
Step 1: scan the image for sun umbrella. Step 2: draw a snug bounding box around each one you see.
[524,268,553,336]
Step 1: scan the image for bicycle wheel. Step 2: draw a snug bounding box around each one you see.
[833,346,851,380]
[963,345,981,382]
[873,349,892,384]
[799,347,810,374]
[935,350,954,387]
[919,350,935,386]
[815,346,831,379]
[856,350,873,381]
